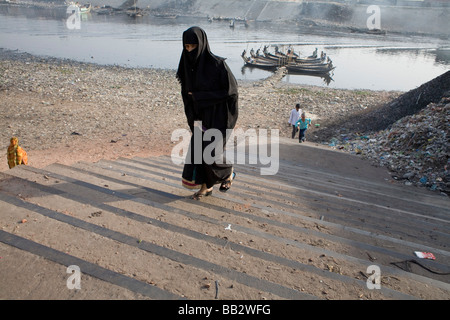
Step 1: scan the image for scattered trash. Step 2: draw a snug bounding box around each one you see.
[391,259,450,275]
[419,176,428,184]
[215,280,219,299]
[414,251,436,260]
[328,138,339,147]
[325,99,449,195]
[366,252,377,262]
[225,224,232,231]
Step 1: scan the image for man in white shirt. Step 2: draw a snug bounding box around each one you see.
[288,103,301,139]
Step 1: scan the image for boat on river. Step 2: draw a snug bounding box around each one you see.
[241,46,335,75]
[286,61,334,74]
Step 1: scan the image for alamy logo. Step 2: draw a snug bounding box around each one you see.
[366,265,381,290]
[66,4,81,30]
[66,265,81,290]
[366,5,381,30]
[171,123,279,175]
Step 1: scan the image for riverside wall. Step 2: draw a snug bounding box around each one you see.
[30,0,450,36]
[132,0,450,35]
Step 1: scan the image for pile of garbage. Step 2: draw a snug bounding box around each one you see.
[330,97,449,195]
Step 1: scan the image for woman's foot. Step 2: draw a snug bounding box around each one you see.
[219,172,236,193]
[191,185,213,200]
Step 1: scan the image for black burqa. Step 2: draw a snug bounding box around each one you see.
[176,26,239,189]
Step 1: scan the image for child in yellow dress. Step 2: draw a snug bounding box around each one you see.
[7,137,28,169]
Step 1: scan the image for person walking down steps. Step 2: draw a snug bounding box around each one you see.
[176,26,239,200]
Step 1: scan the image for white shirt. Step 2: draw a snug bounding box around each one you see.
[289,108,301,125]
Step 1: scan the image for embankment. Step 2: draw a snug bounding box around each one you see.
[86,0,450,36]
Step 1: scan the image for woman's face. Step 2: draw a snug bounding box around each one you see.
[185,44,198,52]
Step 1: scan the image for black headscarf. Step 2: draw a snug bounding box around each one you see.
[181,27,200,66]
[176,26,238,130]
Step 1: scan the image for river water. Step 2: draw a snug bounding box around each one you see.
[0,5,449,91]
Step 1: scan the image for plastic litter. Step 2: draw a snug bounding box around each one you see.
[325,100,449,194]
[414,251,436,260]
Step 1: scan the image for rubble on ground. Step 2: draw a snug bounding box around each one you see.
[317,71,450,196]
[329,97,449,195]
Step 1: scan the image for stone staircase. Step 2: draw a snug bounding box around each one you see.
[1,138,449,300]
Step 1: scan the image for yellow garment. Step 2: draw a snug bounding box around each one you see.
[7,137,28,169]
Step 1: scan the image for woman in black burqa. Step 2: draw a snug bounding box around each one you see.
[176,26,239,200]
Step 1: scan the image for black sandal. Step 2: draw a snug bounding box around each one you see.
[219,172,236,193]
[191,189,213,200]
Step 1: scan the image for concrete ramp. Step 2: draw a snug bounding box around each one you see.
[1,138,449,300]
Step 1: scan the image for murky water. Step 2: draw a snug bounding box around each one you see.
[0,5,449,91]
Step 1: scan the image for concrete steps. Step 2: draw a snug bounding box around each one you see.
[1,139,449,300]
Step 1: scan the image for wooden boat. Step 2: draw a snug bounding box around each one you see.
[243,61,279,71]
[286,70,334,85]
[126,0,146,18]
[263,46,329,64]
[127,7,145,18]
[242,47,335,76]
[286,62,335,74]
[95,9,113,15]
[241,52,278,70]
[294,53,327,64]
[247,48,289,66]
[274,45,300,58]
[263,45,298,62]
[254,55,286,66]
